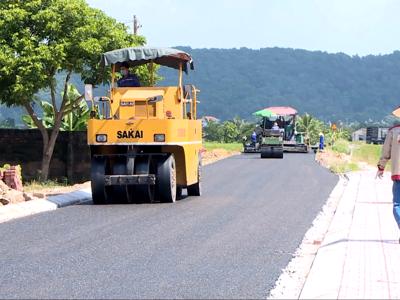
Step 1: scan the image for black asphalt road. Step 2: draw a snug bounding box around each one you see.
[0,153,337,299]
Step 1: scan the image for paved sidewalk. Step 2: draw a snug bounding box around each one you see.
[300,170,400,299]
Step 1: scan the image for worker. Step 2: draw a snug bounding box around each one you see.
[117,62,141,87]
[251,130,257,144]
[272,122,279,130]
[377,111,400,243]
[319,132,324,151]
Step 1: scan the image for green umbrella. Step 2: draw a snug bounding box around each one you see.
[252,108,277,118]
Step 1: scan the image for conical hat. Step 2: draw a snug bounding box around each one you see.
[392,106,400,117]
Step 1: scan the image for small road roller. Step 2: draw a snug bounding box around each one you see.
[260,129,284,159]
[85,47,202,204]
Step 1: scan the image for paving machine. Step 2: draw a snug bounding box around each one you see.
[253,106,308,158]
[85,47,202,204]
[266,106,309,154]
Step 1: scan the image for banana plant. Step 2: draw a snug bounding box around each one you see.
[296,113,326,145]
[22,84,89,131]
[61,84,90,131]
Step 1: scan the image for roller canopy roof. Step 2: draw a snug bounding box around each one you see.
[100,47,194,73]
[264,106,298,116]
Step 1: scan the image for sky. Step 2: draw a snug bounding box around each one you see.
[86,0,400,56]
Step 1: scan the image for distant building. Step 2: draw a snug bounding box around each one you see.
[366,127,388,144]
[352,128,366,142]
[202,116,219,127]
[352,127,389,144]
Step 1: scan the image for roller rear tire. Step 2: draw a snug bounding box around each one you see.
[91,156,109,205]
[157,155,177,203]
[187,158,202,196]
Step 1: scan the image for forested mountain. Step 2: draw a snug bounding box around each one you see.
[2,46,400,125]
[160,47,400,123]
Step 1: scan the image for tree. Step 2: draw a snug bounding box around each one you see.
[203,120,223,142]
[0,118,15,128]
[0,0,145,180]
[22,84,90,131]
[324,126,351,146]
[296,113,326,145]
[203,117,257,143]
[222,121,240,143]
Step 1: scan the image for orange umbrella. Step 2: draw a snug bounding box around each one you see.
[264,106,297,116]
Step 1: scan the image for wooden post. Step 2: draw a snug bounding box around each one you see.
[193,86,197,120]
[150,61,154,86]
[178,62,183,88]
[111,64,115,89]
[178,63,185,118]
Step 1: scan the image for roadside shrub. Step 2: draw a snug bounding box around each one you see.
[352,143,383,166]
[331,139,351,155]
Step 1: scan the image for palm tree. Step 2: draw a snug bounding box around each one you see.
[296,113,325,145]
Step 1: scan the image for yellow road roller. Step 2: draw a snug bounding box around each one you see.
[85,47,202,204]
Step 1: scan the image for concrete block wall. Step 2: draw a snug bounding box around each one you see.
[0,129,90,183]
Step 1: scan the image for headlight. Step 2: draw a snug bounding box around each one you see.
[96,134,107,142]
[154,134,165,142]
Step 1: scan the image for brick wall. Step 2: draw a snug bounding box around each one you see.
[0,129,90,183]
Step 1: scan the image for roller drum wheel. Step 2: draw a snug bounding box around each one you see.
[157,155,177,203]
[110,157,128,203]
[275,149,284,159]
[261,148,273,159]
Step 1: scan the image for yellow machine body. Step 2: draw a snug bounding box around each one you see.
[87,85,202,187]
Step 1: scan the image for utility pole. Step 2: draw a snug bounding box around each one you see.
[133,15,142,35]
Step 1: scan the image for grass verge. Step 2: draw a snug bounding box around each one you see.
[23,179,69,192]
[203,142,243,152]
[351,142,383,166]
[318,139,385,174]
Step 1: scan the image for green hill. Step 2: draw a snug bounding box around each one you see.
[160,47,400,123]
[3,46,400,125]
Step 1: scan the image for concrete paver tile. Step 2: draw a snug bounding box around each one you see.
[300,170,400,299]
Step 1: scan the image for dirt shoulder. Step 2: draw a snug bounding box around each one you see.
[202,148,240,166]
[18,148,239,200]
[315,148,375,173]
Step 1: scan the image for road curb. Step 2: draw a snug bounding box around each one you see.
[0,188,92,224]
[47,188,92,207]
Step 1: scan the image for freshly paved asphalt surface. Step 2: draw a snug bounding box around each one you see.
[0,153,337,299]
